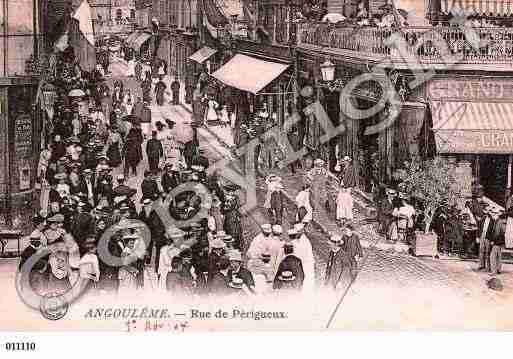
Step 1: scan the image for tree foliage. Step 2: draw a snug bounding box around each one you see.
[393,156,466,233]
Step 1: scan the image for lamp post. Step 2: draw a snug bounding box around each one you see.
[320,58,335,82]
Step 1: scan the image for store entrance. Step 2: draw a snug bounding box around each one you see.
[480,154,508,206]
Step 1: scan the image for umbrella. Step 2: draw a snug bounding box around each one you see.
[68,89,86,97]
[112,186,137,197]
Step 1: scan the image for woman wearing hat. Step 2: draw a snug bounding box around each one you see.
[106,126,123,168]
[336,179,354,226]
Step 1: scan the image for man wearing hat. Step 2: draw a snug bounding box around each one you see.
[477,206,500,272]
[324,234,349,290]
[304,157,338,214]
[247,224,274,268]
[273,240,304,292]
[162,162,180,192]
[71,202,96,255]
[222,188,243,250]
[264,175,285,225]
[380,188,397,238]
[140,170,160,202]
[138,198,159,265]
[45,214,66,245]
[227,250,255,294]
[51,134,67,162]
[79,168,96,207]
[146,131,164,173]
[207,237,227,284]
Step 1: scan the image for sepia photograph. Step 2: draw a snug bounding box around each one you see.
[0,0,512,344]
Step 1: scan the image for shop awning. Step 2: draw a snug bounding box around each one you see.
[189,46,217,64]
[211,54,289,94]
[130,32,152,51]
[126,31,140,45]
[431,101,513,154]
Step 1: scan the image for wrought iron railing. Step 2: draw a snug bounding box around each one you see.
[297,21,513,64]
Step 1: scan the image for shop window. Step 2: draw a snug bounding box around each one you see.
[0,0,37,77]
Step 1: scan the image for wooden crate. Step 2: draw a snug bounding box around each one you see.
[413,231,438,258]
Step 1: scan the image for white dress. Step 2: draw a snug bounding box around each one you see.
[295,189,313,223]
[336,188,354,221]
[158,245,180,290]
[206,100,219,123]
[126,59,136,77]
[292,234,315,294]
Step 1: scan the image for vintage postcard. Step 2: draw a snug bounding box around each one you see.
[0,0,512,336]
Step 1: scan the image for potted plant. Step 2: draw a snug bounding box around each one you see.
[393,156,466,257]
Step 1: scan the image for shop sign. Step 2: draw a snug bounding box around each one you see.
[428,79,509,101]
[14,114,32,159]
[435,130,513,154]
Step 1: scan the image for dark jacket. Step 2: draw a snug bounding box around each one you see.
[140,178,159,201]
[273,254,304,290]
[146,138,163,159]
[325,249,348,289]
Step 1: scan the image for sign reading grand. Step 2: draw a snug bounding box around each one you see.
[428,79,511,101]
[435,130,513,154]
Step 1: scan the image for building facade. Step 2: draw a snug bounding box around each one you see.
[112,0,136,24]
[0,0,45,231]
[297,0,513,203]
[90,0,112,27]
[135,0,152,28]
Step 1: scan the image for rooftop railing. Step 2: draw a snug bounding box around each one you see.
[297,21,513,64]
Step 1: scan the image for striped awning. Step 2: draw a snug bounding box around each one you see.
[441,0,513,16]
[430,100,513,153]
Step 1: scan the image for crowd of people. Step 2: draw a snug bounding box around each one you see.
[18,41,368,302]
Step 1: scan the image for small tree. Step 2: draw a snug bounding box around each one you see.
[393,156,466,233]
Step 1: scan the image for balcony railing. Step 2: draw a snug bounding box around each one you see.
[297,22,513,64]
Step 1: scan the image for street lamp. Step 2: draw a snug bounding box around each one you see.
[320,58,335,82]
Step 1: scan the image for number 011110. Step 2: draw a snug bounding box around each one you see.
[5,342,36,351]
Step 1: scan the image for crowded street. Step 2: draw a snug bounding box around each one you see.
[1,0,513,334]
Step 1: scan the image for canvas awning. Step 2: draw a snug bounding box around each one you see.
[431,100,513,154]
[129,32,152,51]
[189,46,217,64]
[211,54,289,94]
[126,31,140,45]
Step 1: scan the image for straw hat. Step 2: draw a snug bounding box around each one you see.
[277,270,296,282]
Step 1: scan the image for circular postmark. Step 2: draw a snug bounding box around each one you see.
[39,293,69,321]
